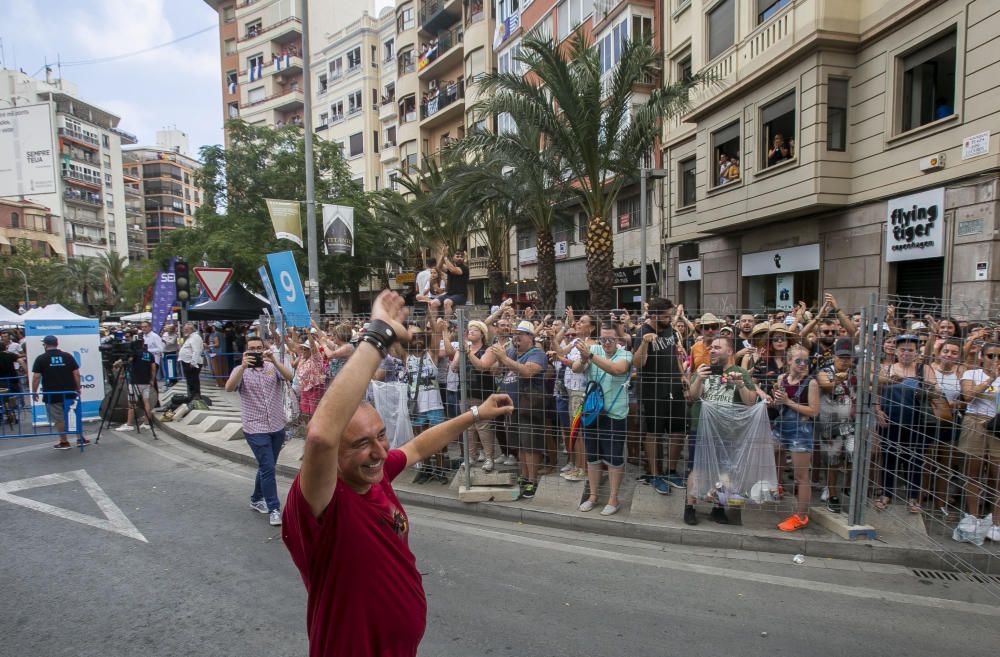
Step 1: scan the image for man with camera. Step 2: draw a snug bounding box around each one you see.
[282,290,514,657]
[114,341,156,432]
[226,335,294,526]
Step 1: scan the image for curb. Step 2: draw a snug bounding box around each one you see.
[153,419,967,571]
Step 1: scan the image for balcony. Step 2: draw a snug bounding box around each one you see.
[420,80,464,129]
[68,213,105,229]
[418,25,463,79]
[63,190,102,207]
[62,150,99,167]
[243,87,305,113]
[237,15,302,48]
[380,97,398,121]
[57,127,99,149]
[419,0,461,34]
[240,53,303,82]
[468,256,488,276]
[380,144,399,164]
[62,169,102,189]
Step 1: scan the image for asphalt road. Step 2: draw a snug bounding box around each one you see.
[1,429,997,657]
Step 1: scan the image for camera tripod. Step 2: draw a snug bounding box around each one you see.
[96,358,158,444]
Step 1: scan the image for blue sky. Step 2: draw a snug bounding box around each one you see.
[1,0,396,157]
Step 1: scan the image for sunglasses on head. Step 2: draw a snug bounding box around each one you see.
[985,353,1000,360]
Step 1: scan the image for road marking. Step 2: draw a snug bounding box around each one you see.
[0,442,56,459]
[416,516,1000,616]
[0,469,148,543]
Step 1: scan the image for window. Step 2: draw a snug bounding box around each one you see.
[247,86,266,104]
[227,102,239,118]
[398,6,414,32]
[106,198,114,209]
[372,88,378,107]
[384,125,396,147]
[10,212,19,228]
[185,203,192,215]
[224,38,236,55]
[398,48,415,74]
[707,0,735,62]
[383,82,395,103]
[675,51,692,83]
[248,53,264,74]
[760,91,795,168]
[679,157,696,207]
[711,122,740,187]
[348,132,364,157]
[223,5,236,22]
[226,70,237,91]
[597,20,629,76]
[102,134,110,148]
[384,39,395,62]
[330,57,343,79]
[577,211,588,242]
[900,31,957,133]
[466,47,486,83]
[557,0,569,40]
[399,95,416,123]
[347,47,362,71]
[757,0,790,23]
[617,195,640,232]
[632,15,653,44]
[331,100,344,122]
[517,227,536,251]
[318,73,328,94]
[827,78,848,151]
[348,90,362,115]
[104,173,113,187]
[245,19,262,39]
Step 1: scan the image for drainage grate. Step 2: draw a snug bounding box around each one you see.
[912,568,1000,584]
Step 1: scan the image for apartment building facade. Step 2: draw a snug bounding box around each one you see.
[122,130,203,259]
[204,0,377,135]
[659,0,1000,315]
[0,69,136,261]
[0,198,65,258]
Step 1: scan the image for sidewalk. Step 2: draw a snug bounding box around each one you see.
[151,385,996,571]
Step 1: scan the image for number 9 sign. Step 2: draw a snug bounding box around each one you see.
[265,251,311,327]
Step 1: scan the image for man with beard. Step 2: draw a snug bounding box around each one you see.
[632,298,687,493]
[801,293,856,374]
[734,313,756,362]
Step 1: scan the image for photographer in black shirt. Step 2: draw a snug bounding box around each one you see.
[31,335,83,450]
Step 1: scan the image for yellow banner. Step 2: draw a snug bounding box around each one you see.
[264,198,303,248]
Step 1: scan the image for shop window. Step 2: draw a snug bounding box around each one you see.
[827,78,848,151]
[707,0,735,62]
[760,92,795,169]
[899,31,957,133]
[348,132,364,158]
[757,0,790,24]
[711,122,740,187]
[679,157,696,208]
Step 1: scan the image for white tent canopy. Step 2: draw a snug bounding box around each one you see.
[121,311,152,322]
[0,305,23,325]
[20,304,93,321]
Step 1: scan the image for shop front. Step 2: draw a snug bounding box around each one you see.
[677,259,701,315]
[741,244,820,313]
[886,187,946,302]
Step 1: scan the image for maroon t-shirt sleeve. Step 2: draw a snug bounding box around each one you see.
[384,448,407,481]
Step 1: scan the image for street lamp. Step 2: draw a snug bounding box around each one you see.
[639,167,668,305]
[5,267,30,311]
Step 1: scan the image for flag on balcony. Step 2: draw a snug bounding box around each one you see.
[265,198,303,248]
[228,80,237,94]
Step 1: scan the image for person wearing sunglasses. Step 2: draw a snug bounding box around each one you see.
[956,342,1000,541]
[874,334,938,514]
[800,294,857,374]
[690,313,724,371]
[769,344,820,531]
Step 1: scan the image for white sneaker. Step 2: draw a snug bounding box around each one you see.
[987,525,1000,542]
[504,455,518,466]
[560,462,575,473]
[249,499,268,514]
[563,469,587,482]
[481,458,494,473]
[600,504,620,516]
[269,509,282,526]
[139,423,150,431]
[958,513,980,534]
[115,424,134,431]
[476,451,485,462]
[820,486,830,502]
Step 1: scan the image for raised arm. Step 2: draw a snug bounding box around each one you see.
[299,291,409,517]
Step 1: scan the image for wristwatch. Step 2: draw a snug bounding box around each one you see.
[470,405,480,422]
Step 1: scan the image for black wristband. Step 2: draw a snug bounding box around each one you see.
[364,319,398,354]
[360,334,387,357]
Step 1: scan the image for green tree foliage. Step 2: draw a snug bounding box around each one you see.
[155,120,411,309]
[0,240,68,311]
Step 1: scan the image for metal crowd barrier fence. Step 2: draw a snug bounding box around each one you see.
[0,389,85,450]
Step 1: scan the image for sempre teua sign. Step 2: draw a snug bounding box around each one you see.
[885,187,945,262]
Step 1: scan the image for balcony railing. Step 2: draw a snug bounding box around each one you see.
[63,190,102,207]
[420,80,464,119]
[57,127,99,147]
[237,15,302,43]
[417,24,463,73]
[62,169,102,187]
[243,87,304,109]
[62,150,99,167]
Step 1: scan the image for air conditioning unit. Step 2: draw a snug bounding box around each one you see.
[428,80,438,90]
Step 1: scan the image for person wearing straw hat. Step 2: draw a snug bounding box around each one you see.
[482,320,549,499]
[690,313,723,371]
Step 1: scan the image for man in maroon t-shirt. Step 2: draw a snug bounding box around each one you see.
[283,290,513,657]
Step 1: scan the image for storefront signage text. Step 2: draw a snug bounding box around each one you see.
[885,188,944,262]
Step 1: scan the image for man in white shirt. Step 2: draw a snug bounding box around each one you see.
[140,321,165,366]
[414,257,437,304]
[177,323,204,400]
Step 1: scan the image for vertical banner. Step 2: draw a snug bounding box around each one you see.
[322,204,354,256]
[24,319,104,423]
[775,274,794,311]
[265,198,304,247]
[258,264,283,319]
[264,251,311,327]
[150,258,176,333]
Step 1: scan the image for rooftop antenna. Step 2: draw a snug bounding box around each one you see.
[56,53,62,88]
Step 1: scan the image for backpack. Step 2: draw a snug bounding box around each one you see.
[579,355,630,427]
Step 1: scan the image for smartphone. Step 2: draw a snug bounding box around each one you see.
[710,363,725,376]
[248,353,264,368]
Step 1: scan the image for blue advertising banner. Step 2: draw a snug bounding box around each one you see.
[264,251,310,327]
[150,257,176,333]
[258,265,282,319]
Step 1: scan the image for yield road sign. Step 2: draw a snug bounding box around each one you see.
[193,267,233,301]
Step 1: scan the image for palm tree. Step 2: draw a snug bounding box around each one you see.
[98,251,128,311]
[473,33,708,309]
[393,154,470,257]
[455,121,573,310]
[60,257,105,314]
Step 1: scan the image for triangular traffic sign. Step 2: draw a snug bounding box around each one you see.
[0,469,148,543]
[193,267,233,301]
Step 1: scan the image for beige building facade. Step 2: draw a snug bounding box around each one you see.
[659,0,1000,315]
